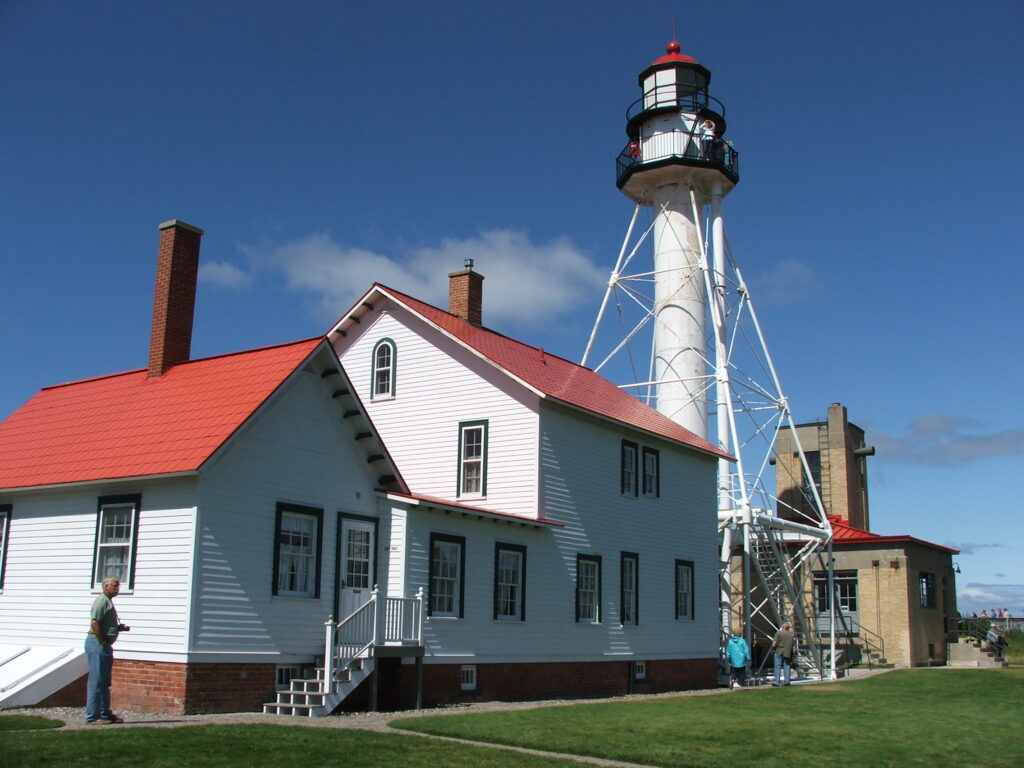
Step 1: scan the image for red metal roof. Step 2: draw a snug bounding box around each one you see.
[828,516,958,554]
[363,285,731,460]
[0,338,322,490]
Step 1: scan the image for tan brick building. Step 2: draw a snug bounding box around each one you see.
[777,403,958,667]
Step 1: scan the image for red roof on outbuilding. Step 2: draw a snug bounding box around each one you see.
[828,516,958,554]
[361,285,730,460]
[0,338,322,490]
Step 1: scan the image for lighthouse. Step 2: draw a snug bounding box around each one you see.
[615,41,739,439]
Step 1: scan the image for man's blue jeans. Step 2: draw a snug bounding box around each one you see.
[773,652,792,686]
[84,635,113,722]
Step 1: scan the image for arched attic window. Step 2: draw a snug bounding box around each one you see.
[371,338,397,399]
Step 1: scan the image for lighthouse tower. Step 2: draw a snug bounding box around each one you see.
[615,41,739,439]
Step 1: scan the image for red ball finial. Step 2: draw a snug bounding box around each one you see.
[666,41,681,55]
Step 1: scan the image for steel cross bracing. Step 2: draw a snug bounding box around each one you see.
[582,195,837,681]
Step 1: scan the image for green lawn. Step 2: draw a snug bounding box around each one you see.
[2,725,573,768]
[396,669,1024,768]
[4,669,1022,768]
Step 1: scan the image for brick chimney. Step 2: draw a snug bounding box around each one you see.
[448,259,484,325]
[148,220,204,377]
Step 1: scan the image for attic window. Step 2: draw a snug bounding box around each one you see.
[371,338,396,399]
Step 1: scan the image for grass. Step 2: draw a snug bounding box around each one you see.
[396,669,1024,768]
[0,714,64,731]
[1003,629,1024,664]
[3,669,1022,768]
[2,725,574,768]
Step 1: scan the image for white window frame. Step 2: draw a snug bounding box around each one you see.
[642,447,660,498]
[458,421,488,497]
[429,533,465,618]
[576,555,602,624]
[494,543,526,621]
[0,504,11,591]
[273,503,323,599]
[92,495,140,590]
[621,552,638,626]
[460,664,478,692]
[621,440,638,496]
[675,560,693,620]
[371,338,396,399]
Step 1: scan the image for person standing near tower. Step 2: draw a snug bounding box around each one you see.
[85,577,125,724]
[771,622,795,686]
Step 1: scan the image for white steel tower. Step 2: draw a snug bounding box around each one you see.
[583,42,835,681]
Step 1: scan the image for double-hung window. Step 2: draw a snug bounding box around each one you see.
[576,554,602,623]
[919,572,936,609]
[273,503,324,598]
[371,338,396,398]
[458,420,488,497]
[621,441,638,496]
[0,504,10,590]
[642,447,660,498]
[429,533,465,617]
[494,543,526,621]
[675,560,694,620]
[92,495,141,590]
[620,552,639,625]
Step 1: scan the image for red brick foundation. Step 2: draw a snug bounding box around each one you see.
[40,657,714,714]
[39,660,277,714]
[378,657,717,711]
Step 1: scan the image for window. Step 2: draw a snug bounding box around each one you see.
[621,553,639,625]
[675,560,693,619]
[642,447,660,498]
[92,495,141,590]
[802,450,822,508]
[273,503,324,598]
[458,421,488,497]
[429,533,465,617]
[460,665,478,692]
[621,441,638,496]
[576,555,602,623]
[633,660,647,681]
[919,572,936,609]
[371,338,396,398]
[813,571,858,614]
[0,504,10,590]
[494,543,526,621]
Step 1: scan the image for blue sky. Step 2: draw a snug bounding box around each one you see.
[2,1,1022,615]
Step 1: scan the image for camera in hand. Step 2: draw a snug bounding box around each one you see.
[117,623,131,632]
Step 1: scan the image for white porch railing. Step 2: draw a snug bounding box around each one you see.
[323,587,424,691]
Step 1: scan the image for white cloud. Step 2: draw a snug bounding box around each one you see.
[748,259,823,305]
[199,261,251,289]
[249,229,607,330]
[868,414,1024,466]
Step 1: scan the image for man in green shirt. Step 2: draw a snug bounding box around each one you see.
[85,577,124,724]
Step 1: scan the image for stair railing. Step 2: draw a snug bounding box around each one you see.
[322,587,425,693]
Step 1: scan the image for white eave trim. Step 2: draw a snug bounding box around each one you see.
[380,491,562,529]
[0,470,200,495]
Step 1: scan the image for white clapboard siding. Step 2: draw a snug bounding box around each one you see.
[0,479,196,656]
[400,400,720,664]
[335,303,540,518]
[192,367,386,658]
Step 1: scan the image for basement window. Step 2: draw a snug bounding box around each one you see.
[276,665,303,691]
[460,665,477,692]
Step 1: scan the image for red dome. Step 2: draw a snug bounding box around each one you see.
[652,40,697,65]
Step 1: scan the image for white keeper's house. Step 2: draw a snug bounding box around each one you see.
[0,220,729,714]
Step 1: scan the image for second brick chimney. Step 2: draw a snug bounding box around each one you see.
[148,220,204,377]
[448,259,484,325]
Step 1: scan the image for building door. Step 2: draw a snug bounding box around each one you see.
[339,518,375,619]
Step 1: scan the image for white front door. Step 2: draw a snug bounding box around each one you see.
[339,518,375,619]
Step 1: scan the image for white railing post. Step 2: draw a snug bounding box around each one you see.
[415,587,425,644]
[323,615,335,693]
[372,585,383,647]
